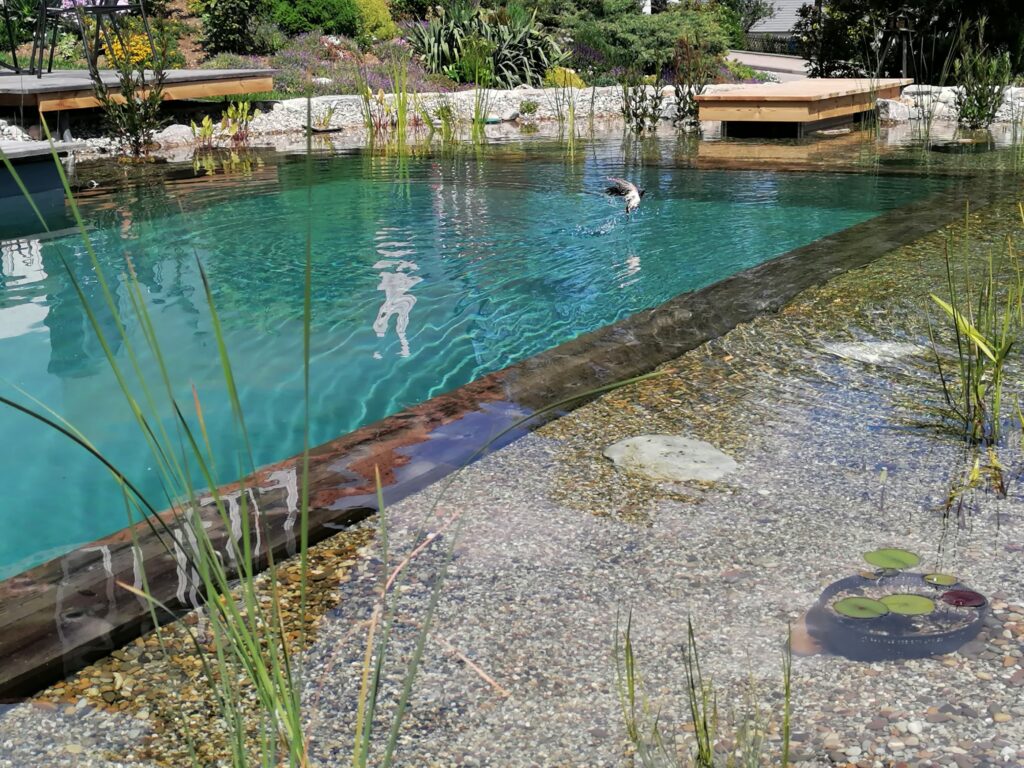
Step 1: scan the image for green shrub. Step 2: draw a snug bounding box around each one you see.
[273,0,360,36]
[544,66,586,88]
[955,20,1012,130]
[406,2,566,88]
[199,0,272,54]
[249,18,288,54]
[570,4,733,77]
[391,0,432,19]
[271,0,394,39]
[355,0,398,39]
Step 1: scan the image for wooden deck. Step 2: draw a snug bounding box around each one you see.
[0,68,275,113]
[697,78,912,137]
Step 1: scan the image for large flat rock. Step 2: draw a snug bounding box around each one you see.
[603,435,738,482]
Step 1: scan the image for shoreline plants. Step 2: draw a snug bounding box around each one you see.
[928,203,1024,447]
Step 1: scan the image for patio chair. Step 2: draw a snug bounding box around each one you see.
[28,0,154,79]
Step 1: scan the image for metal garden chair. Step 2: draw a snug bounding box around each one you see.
[28,0,154,78]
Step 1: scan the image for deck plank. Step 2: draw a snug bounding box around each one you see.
[0,69,275,111]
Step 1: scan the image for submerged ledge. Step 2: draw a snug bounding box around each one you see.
[0,172,1005,698]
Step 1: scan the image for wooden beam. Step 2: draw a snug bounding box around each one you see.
[33,75,275,112]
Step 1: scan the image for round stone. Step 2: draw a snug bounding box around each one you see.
[603,435,738,482]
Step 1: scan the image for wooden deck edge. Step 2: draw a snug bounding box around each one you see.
[0,74,275,112]
[698,79,911,104]
[33,75,276,112]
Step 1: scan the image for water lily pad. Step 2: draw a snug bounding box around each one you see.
[924,573,958,587]
[880,594,936,616]
[863,548,920,570]
[940,589,986,608]
[834,596,890,619]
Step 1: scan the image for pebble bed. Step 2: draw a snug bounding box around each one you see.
[1,179,1024,767]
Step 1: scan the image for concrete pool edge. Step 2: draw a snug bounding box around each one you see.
[0,173,1007,698]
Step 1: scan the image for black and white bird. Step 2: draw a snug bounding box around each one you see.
[606,177,645,215]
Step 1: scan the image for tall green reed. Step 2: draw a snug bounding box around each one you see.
[616,615,793,768]
[3,112,317,764]
[928,203,1024,446]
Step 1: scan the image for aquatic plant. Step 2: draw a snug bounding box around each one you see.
[616,615,793,767]
[190,114,218,149]
[221,100,262,147]
[671,34,717,129]
[928,205,1024,446]
[312,102,337,130]
[620,72,665,134]
[432,95,458,142]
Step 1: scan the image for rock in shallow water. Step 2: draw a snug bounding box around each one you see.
[603,435,738,482]
[822,341,927,365]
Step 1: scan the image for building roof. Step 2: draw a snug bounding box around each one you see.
[749,0,806,35]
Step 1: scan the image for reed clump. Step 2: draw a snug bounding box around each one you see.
[616,615,793,768]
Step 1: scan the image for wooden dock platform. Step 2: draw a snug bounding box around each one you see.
[0,68,275,113]
[697,78,912,137]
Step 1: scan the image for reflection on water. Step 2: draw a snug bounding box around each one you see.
[372,227,421,358]
[0,238,48,341]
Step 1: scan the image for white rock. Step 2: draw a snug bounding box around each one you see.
[877,99,910,122]
[907,720,924,735]
[603,435,738,483]
[904,84,942,96]
[312,77,332,86]
[154,123,195,146]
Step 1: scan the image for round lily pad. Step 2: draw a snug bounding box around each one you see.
[924,573,958,587]
[863,548,920,570]
[940,589,986,608]
[880,594,936,616]
[834,596,890,619]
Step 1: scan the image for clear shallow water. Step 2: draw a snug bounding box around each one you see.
[0,140,948,576]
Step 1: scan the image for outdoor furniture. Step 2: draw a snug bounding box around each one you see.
[27,0,154,79]
[1,0,21,72]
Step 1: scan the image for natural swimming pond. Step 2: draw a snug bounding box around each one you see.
[0,138,950,577]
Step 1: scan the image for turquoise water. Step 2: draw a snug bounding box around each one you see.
[0,141,946,576]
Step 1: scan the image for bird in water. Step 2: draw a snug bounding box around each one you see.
[606,177,645,215]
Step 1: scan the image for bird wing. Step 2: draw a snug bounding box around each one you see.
[606,177,638,196]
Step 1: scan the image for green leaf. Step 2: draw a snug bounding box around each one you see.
[863,547,920,570]
[924,573,958,587]
[880,594,936,616]
[930,294,997,361]
[833,596,890,619]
